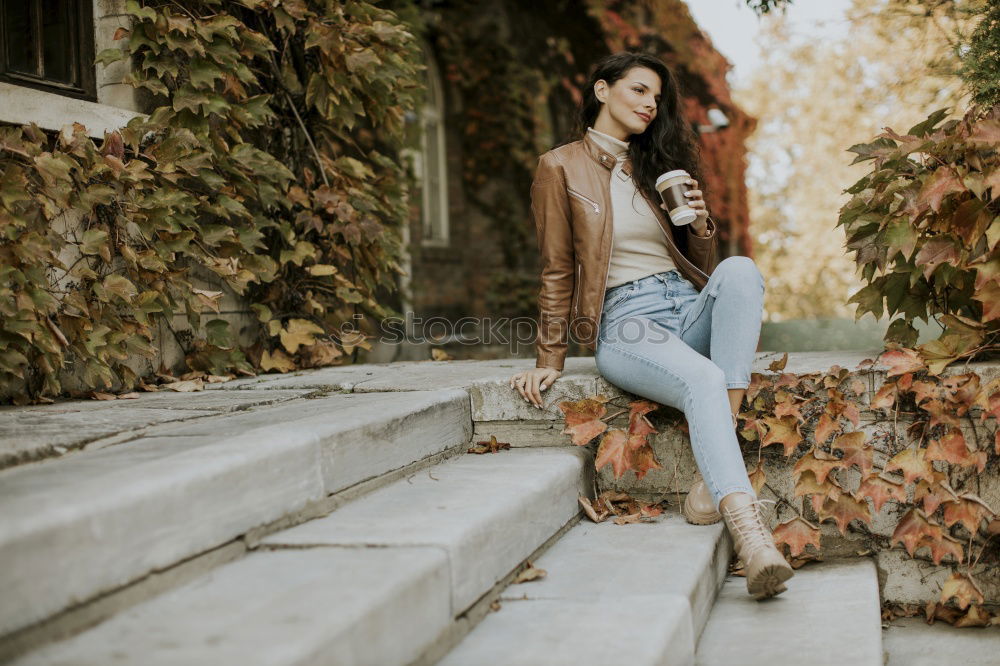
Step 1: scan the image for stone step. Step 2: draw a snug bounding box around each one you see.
[439,514,732,666]
[0,389,472,638]
[11,447,588,664]
[695,558,883,666]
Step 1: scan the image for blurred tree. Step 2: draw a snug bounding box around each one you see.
[959,0,1000,106]
[735,0,982,321]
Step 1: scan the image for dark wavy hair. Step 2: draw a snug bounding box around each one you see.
[572,52,703,230]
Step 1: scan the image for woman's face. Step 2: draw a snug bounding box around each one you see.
[594,66,662,137]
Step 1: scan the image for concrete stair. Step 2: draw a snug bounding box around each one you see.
[6,353,978,664]
[0,389,472,645]
[695,559,883,665]
[440,516,732,666]
[11,448,588,665]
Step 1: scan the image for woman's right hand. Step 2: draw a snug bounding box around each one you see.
[509,367,562,408]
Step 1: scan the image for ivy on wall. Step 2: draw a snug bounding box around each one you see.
[556,349,1000,621]
[0,0,422,403]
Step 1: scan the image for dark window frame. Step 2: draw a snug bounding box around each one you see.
[0,0,97,101]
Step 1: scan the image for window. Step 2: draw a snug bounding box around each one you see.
[401,41,449,247]
[0,0,96,100]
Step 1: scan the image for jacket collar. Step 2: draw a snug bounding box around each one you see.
[582,132,633,177]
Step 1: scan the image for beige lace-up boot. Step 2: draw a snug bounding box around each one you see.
[720,492,794,600]
[682,413,739,525]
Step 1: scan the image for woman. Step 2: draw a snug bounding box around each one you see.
[508,52,794,600]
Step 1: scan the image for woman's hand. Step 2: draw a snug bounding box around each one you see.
[659,177,710,236]
[509,367,561,408]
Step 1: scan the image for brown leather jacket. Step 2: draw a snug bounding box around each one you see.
[531,132,720,371]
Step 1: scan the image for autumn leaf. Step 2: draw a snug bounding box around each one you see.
[812,412,840,444]
[832,431,873,477]
[891,508,943,557]
[972,378,1000,422]
[913,478,958,515]
[467,435,511,454]
[627,442,663,480]
[885,447,936,485]
[818,492,872,536]
[924,532,965,565]
[941,493,996,533]
[260,348,296,373]
[792,447,843,485]
[578,496,608,523]
[559,396,610,446]
[161,378,204,392]
[871,382,896,409]
[761,415,803,456]
[878,348,926,376]
[953,604,991,628]
[856,474,906,513]
[626,399,660,436]
[745,373,769,402]
[512,561,546,584]
[595,429,630,479]
[773,394,806,421]
[279,318,324,354]
[939,572,984,610]
[772,516,821,557]
[917,166,965,213]
[925,429,987,473]
[767,352,788,371]
[747,461,766,495]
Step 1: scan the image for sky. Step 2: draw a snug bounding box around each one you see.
[682,0,854,87]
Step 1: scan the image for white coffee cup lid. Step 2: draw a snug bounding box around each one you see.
[656,169,690,186]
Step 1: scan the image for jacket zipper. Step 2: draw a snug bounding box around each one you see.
[567,187,600,214]
[572,262,582,317]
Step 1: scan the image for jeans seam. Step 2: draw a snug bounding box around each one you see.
[596,341,725,497]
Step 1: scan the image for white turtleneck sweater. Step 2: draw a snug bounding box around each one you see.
[585,126,679,289]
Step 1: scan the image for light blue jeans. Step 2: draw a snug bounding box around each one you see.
[594,256,765,510]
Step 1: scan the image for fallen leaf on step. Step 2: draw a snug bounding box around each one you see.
[117,392,141,400]
[489,601,501,612]
[467,435,511,454]
[939,571,984,610]
[513,562,546,584]
[767,352,788,371]
[578,496,607,523]
[431,347,452,360]
[954,604,991,628]
[162,379,205,392]
[613,513,641,525]
[91,391,116,400]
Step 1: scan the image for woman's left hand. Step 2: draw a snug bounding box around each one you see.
[659,177,710,234]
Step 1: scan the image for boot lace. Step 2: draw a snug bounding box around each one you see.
[723,498,777,555]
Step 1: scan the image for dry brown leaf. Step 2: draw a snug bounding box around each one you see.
[613,513,641,525]
[162,379,205,392]
[90,391,116,401]
[772,515,822,557]
[512,562,546,584]
[260,348,296,373]
[431,347,452,361]
[117,392,141,400]
[467,435,511,454]
[940,572,985,610]
[204,374,234,383]
[559,397,611,446]
[578,496,604,523]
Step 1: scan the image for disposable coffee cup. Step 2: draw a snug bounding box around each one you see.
[655,169,698,226]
